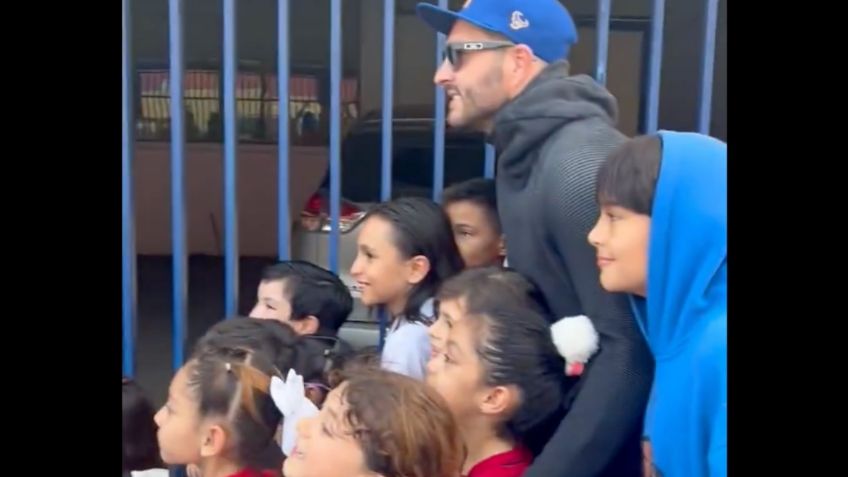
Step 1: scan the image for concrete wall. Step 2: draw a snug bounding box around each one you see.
[134,142,328,257]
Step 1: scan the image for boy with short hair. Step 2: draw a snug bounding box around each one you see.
[442,178,506,268]
[250,260,353,337]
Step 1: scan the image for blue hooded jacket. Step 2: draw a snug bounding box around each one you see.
[631,131,727,477]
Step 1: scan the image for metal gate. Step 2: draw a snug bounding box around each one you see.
[121,0,720,377]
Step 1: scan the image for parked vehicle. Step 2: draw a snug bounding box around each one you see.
[292,105,487,348]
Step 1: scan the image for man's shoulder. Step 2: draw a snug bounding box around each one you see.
[541,118,627,162]
[534,121,625,188]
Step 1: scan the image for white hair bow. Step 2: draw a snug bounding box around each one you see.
[269,368,320,456]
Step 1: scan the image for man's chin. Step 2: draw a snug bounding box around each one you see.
[446,114,466,129]
[447,113,476,131]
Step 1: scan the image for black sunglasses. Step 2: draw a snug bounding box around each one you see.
[443,40,515,69]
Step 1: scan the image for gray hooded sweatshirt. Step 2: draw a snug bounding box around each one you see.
[491,61,654,477]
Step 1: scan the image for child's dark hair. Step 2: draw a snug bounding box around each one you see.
[186,344,287,469]
[366,197,464,323]
[326,345,382,388]
[597,134,663,215]
[122,378,162,472]
[260,260,353,336]
[437,267,572,454]
[195,317,333,390]
[442,178,501,233]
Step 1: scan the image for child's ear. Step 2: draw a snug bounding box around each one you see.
[200,423,229,458]
[291,315,320,336]
[406,255,432,285]
[498,234,507,259]
[479,385,517,417]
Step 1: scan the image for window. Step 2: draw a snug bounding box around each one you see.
[135,68,359,145]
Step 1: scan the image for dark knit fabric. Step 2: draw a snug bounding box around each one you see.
[491,60,655,477]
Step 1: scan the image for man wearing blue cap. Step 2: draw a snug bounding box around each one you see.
[417,1,653,476]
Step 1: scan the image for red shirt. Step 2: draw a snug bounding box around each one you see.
[466,446,533,477]
[227,469,277,477]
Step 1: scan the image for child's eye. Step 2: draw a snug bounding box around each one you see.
[321,422,332,437]
[265,304,277,311]
[442,353,453,364]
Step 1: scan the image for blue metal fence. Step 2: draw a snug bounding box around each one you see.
[121,0,722,375]
[168,0,188,372]
[431,0,448,203]
[223,0,239,317]
[328,0,344,273]
[277,0,291,261]
[698,0,719,134]
[121,0,137,378]
[645,0,666,133]
[595,0,611,86]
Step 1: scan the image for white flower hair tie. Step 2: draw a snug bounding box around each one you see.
[269,368,320,456]
[551,315,600,377]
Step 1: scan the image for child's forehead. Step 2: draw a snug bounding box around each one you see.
[438,296,468,317]
[260,277,288,292]
[446,199,489,214]
[447,318,483,357]
[600,202,638,214]
[169,365,194,398]
[324,385,351,421]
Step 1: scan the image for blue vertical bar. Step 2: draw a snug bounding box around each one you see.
[278,0,291,260]
[328,0,342,273]
[378,0,396,344]
[169,0,188,371]
[122,0,137,378]
[644,0,665,133]
[432,0,447,203]
[223,0,239,318]
[697,0,719,134]
[381,0,395,201]
[595,0,611,85]
[484,143,495,178]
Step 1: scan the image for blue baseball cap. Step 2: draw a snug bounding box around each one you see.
[416,0,578,63]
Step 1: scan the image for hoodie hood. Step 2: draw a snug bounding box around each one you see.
[491,60,618,184]
[631,131,727,360]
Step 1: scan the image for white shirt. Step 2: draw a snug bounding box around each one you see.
[380,298,433,381]
[131,470,169,477]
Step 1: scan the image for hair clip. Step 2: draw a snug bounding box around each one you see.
[551,315,600,377]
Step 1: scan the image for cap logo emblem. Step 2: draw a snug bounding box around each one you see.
[510,11,529,30]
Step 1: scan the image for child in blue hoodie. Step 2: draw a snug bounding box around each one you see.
[588,131,726,477]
